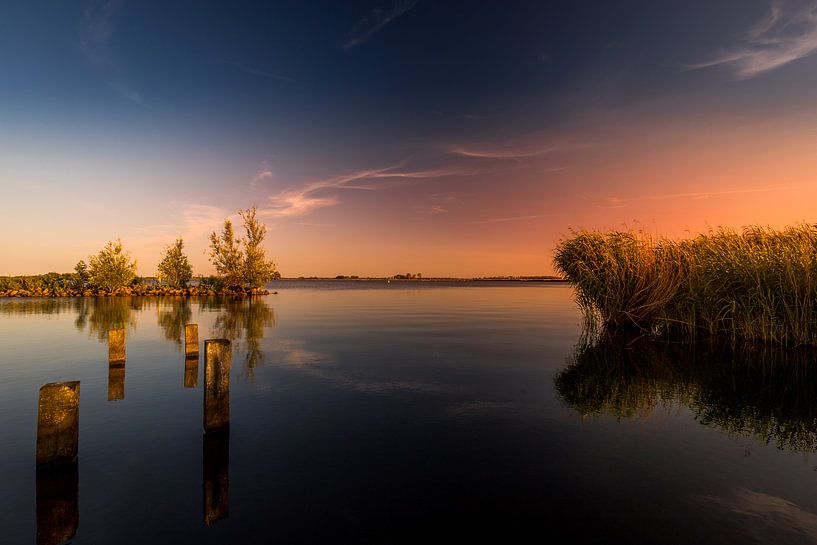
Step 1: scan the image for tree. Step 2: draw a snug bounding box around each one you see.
[88,240,137,290]
[74,260,90,288]
[240,206,277,288]
[157,238,193,287]
[209,218,244,288]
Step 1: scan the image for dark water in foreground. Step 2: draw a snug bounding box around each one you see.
[2,281,817,544]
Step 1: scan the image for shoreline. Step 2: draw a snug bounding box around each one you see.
[0,286,272,298]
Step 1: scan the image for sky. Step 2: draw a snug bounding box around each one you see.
[2,0,817,277]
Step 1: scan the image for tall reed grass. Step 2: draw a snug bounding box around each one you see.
[554,224,817,345]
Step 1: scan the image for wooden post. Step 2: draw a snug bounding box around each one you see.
[108,328,125,363]
[185,324,199,356]
[203,340,231,432]
[203,430,229,525]
[36,382,80,466]
[36,461,79,545]
[107,363,125,401]
[184,355,199,389]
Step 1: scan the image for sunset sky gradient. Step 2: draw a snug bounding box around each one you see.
[2,0,817,276]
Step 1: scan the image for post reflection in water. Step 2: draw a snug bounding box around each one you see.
[555,335,817,452]
[184,355,199,388]
[202,430,229,526]
[108,363,125,400]
[36,461,79,545]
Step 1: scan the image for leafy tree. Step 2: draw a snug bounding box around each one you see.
[209,218,244,288]
[88,240,137,290]
[73,260,90,288]
[240,206,277,288]
[157,238,193,287]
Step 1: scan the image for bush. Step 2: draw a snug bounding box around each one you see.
[88,240,137,290]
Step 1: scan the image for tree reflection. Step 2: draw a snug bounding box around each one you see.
[203,297,275,381]
[555,336,817,452]
[156,298,192,349]
[74,298,142,340]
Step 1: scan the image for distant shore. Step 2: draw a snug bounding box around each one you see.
[0,275,566,298]
[277,276,568,282]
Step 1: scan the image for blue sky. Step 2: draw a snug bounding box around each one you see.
[3,0,817,276]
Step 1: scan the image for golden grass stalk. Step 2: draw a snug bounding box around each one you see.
[554,224,817,345]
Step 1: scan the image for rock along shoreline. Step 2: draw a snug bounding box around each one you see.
[0,286,273,298]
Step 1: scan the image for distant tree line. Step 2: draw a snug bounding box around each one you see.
[0,205,279,295]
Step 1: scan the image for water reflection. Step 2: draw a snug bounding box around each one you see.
[555,336,817,452]
[157,298,192,349]
[108,363,125,400]
[36,462,79,545]
[202,430,229,526]
[75,297,141,340]
[184,355,199,388]
[204,297,275,381]
[0,299,75,316]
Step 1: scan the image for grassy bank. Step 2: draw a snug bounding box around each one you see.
[554,224,817,345]
[0,274,270,297]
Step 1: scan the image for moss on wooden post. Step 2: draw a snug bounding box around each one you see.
[203,339,231,432]
[36,382,80,466]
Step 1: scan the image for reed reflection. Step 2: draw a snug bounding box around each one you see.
[555,336,817,452]
[36,462,79,545]
[203,297,275,382]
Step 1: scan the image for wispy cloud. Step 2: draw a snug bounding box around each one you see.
[446,143,559,160]
[344,0,418,48]
[691,0,817,78]
[77,0,142,103]
[129,204,231,249]
[413,192,461,215]
[233,63,295,83]
[466,214,544,225]
[262,162,474,218]
[249,163,274,188]
[598,183,796,208]
[414,204,449,215]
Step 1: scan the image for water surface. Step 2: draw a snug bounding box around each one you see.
[2,281,817,544]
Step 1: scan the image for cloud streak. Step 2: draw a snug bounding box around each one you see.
[466,214,544,225]
[344,0,418,48]
[263,162,475,218]
[233,63,295,83]
[691,0,817,78]
[77,0,142,103]
[446,144,559,160]
[599,183,799,208]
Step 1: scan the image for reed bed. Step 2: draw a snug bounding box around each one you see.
[554,224,817,345]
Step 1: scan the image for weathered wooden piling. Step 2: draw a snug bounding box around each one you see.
[36,461,79,545]
[203,339,231,432]
[203,430,229,525]
[36,382,80,466]
[108,328,125,363]
[184,355,199,389]
[107,363,125,401]
[185,324,199,356]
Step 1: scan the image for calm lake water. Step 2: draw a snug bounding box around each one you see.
[2,281,817,544]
